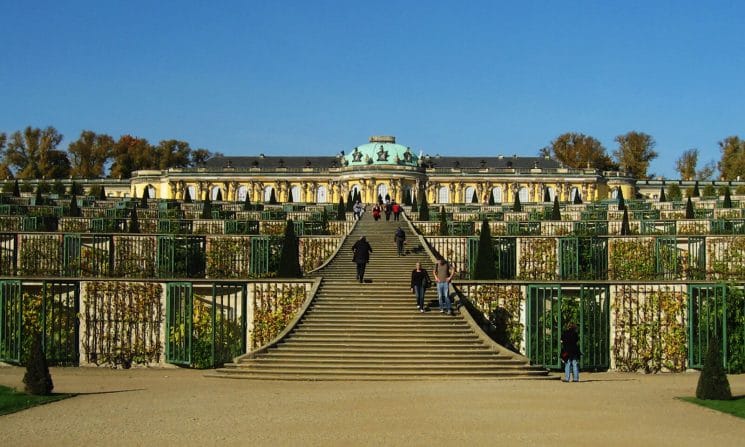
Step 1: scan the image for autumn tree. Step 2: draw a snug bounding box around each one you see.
[156,140,192,170]
[543,133,616,171]
[68,130,114,178]
[676,149,716,181]
[5,126,70,179]
[718,136,745,181]
[613,131,657,179]
[190,148,214,166]
[0,133,10,179]
[109,135,155,179]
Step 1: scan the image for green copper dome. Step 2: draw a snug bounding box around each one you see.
[342,136,419,167]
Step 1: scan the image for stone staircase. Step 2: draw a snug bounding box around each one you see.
[212,210,550,380]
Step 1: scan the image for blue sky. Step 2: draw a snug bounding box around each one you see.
[1,1,744,178]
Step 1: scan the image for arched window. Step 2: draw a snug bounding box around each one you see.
[264,186,275,202]
[464,186,476,203]
[290,185,301,203]
[570,187,580,202]
[316,186,328,203]
[518,186,529,203]
[236,185,248,202]
[491,187,502,203]
[438,186,450,204]
[210,186,222,201]
[377,184,388,202]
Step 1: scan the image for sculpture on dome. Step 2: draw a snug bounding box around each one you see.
[376,145,389,162]
[352,147,363,162]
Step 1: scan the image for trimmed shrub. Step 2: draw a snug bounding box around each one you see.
[268,188,278,204]
[23,333,54,395]
[573,191,582,204]
[617,187,625,211]
[702,184,716,198]
[543,188,551,203]
[129,206,140,233]
[659,186,667,202]
[620,208,630,235]
[438,207,449,236]
[13,179,20,197]
[411,196,418,212]
[488,190,495,206]
[68,194,81,217]
[215,188,223,201]
[473,220,497,279]
[140,186,149,208]
[685,197,694,219]
[471,191,478,203]
[667,183,682,202]
[184,188,192,203]
[512,193,522,212]
[418,190,430,221]
[723,187,732,208]
[696,336,732,400]
[336,197,346,221]
[404,188,412,206]
[692,181,700,197]
[277,219,302,278]
[551,196,561,221]
[286,188,293,203]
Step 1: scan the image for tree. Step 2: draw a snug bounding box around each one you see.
[155,139,191,170]
[471,190,478,204]
[718,136,745,181]
[488,190,495,206]
[184,188,192,203]
[613,131,657,179]
[573,191,582,204]
[354,190,361,204]
[34,184,44,205]
[438,207,449,236]
[551,196,561,221]
[268,188,278,205]
[12,179,20,197]
[620,208,630,235]
[723,187,732,208]
[287,188,294,203]
[473,220,497,279]
[685,197,695,219]
[68,130,113,178]
[702,184,716,198]
[667,183,682,202]
[692,181,700,198]
[676,149,698,180]
[346,191,353,211]
[23,333,53,395]
[0,132,12,179]
[215,188,223,202]
[418,189,430,221]
[109,135,155,179]
[617,187,625,211]
[659,186,667,202]
[318,208,330,235]
[242,190,250,210]
[98,186,107,201]
[277,219,302,278]
[543,188,551,203]
[512,192,522,212]
[696,336,732,400]
[543,132,616,171]
[190,148,213,166]
[336,197,346,220]
[6,126,70,179]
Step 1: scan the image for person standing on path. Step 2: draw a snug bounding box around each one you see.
[410,262,429,313]
[372,204,381,221]
[394,226,406,256]
[384,202,392,221]
[433,257,455,315]
[561,322,581,382]
[392,202,401,221]
[352,236,373,283]
[353,201,363,220]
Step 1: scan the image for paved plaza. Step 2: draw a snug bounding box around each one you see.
[1,366,744,446]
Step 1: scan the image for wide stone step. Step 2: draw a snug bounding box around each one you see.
[248,351,517,361]
[231,362,535,372]
[273,340,490,349]
[264,344,494,353]
[299,318,470,327]
[213,367,549,377]
[243,358,524,367]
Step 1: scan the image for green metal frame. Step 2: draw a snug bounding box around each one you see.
[166,282,193,366]
[0,280,22,363]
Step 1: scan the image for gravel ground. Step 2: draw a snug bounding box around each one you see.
[1,366,744,446]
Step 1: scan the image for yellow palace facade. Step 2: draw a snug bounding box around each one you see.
[128,136,637,205]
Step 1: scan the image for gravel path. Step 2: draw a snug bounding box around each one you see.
[1,366,744,446]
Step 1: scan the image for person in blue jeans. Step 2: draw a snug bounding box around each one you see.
[561,322,581,382]
[433,258,455,315]
[410,262,429,313]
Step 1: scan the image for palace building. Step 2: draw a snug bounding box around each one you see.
[128,136,638,204]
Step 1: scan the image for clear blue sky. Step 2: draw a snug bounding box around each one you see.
[2,1,744,178]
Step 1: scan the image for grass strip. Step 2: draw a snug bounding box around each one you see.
[679,396,745,419]
[0,385,73,416]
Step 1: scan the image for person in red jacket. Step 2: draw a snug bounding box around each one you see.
[392,201,402,221]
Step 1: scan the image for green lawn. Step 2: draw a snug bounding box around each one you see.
[679,396,745,419]
[0,385,73,416]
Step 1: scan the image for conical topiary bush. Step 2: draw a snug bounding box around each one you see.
[411,196,418,212]
[269,188,278,204]
[723,187,732,208]
[617,187,625,211]
[404,188,412,206]
[543,188,551,203]
[488,190,495,206]
[201,194,213,219]
[99,186,107,201]
[336,197,346,221]
[620,207,630,235]
[141,186,150,208]
[215,189,223,202]
[346,192,353,211]
[69,193,81,217]
[685,197,695,219]
[573,190,582,204]
[659,186,667,202]
[129,206,140,233]
[438,207,449,236]
[23,333,53,395]
[473,220,497,279]
[692,181,700,198]
[243,191,251,210]
[696,336,732,400]
[418,190,430,221]
[184,188,192,203]
[354,190,361,204]
[277,219,302,278]
[551,196,561,221]
[471,191,478,204]
[512,192,522,212]
[12,179,20,197]
[287,188,293,203]
[35,185,44,206]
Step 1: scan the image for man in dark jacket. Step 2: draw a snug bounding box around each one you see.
[561,322,581,382]
[352,236,373,283]
[394,227,406,256]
